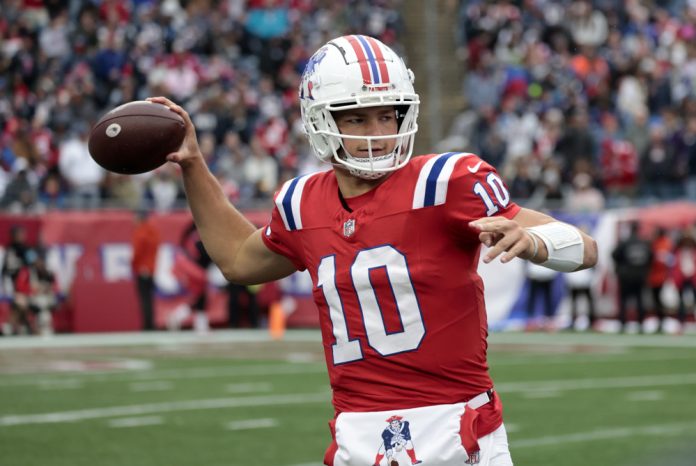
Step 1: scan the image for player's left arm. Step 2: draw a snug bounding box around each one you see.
[470,207,598,272]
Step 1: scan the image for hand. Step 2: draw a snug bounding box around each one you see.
[469,217,537,264]
[146,96,202,167]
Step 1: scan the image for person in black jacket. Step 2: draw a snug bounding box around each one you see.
[612,221,653,333]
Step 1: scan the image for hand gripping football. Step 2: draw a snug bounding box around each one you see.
[88,100,185,174]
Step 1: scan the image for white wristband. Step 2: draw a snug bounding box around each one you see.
[525,222,584,272]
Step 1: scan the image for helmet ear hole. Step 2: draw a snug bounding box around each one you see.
[395,105,409,130]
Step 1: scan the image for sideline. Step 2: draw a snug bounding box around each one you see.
[2,330,696,351]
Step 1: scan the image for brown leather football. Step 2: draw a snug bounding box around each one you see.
[88,101,185,174]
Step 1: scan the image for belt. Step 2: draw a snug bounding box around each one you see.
[466,389,494,410]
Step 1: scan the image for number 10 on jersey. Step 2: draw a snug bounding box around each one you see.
[317,245,426,365]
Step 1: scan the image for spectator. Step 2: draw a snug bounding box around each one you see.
[525,262,559,331]
[639,123,677,200]
[57,125,105,209]
[599,112,638,201]
[27,251,59,336]
[131,210,161,331]
[169,221,212,334]
[146,166,181,212]
[565,0,608,48]
[555,107,596,184]
[1,226,33,335]
[612,221,653,333]
[244,137,279,200]
[565,257,597,331]
[648,227,674,333]
[0,161,39,213]
[672,227,696,331]
[676,114,696,199]
[227,282,260,328]
[565,172,605,213]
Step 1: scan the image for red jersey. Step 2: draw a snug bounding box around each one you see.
[262,152,520,437]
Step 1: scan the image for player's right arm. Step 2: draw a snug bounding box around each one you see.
[148,96,297,285]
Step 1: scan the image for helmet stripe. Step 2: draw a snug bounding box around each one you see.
[346,35,372,84]
[356,35,381,83]
[365,36,390,83]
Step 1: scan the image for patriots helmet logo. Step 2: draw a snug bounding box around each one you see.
[300,46,328,100]
[372,415,422,466]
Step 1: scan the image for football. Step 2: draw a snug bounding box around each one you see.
[88,100,185,174]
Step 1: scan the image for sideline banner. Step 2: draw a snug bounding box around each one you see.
[3,203,696,333]
[0,210,299,332]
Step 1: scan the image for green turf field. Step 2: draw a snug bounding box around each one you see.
[1,330,695,466]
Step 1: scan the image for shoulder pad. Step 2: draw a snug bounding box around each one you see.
[412,152,474,209]
[274,173,319,231]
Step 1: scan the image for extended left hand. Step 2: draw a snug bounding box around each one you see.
[469,217,536,264]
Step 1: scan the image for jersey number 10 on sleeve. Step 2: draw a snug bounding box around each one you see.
[473,172,510,216]
[317,245,425,365]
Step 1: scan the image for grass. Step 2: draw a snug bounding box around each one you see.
[1,330,695,466]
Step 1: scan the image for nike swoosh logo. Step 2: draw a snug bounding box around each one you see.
[467,161,483,173]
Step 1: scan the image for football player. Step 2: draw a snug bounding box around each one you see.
[149,34,597,466]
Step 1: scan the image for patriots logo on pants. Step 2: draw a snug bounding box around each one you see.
[372,415,422,466]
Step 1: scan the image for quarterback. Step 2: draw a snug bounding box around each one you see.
[150,34,597,466]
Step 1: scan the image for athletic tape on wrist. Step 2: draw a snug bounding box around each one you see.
[525,222,584,272]
[527,231,539,260]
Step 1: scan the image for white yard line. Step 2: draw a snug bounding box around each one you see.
[0,392,330,427]
[488,332,696,348]
[0,329,322,350]
[496,373,696,393]
[1,330,695,352]
[225,418,278,430]
[0,363,327,388]
[493,351,696,366]
[129,381,174,392]
[225,382,273,393]
[37,379,83,390]
[2,373,695,427]
[512,421,696,448]
[107,416,163,428]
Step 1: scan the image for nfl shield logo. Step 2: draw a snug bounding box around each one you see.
[343,218,356,237]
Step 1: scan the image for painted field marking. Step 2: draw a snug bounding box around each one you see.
[520,390,561,399]
[497,372,696,393]
[225,382,273,393]
[0,392,331,427]
[626,390,665,402]
[512,421,696,448]
[3,371,696,427]
[0,363,327,388]
[225,418,278,430]
[129,381,174,392]
[37,379,83,390]
[493,352,696,366]
[107,416,163,428]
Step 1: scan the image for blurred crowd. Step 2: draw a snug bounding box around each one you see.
[452,0,696,211]
[2,0,696,214]
[0,0,405,212]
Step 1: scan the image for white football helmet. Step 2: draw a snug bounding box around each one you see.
[299,35,420,179]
